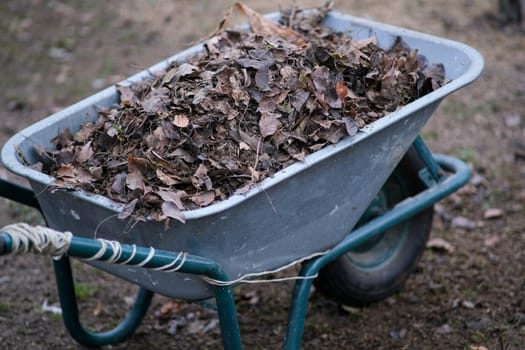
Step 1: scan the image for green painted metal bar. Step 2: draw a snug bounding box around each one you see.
[413,136,441,182]
[0,233,243,350]
[0,178,41,211]
[53,256,153,347]
[283,154,471,349]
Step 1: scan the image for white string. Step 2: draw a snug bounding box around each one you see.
[200,274,319,285]
[199,250,330,286]
[1,223,72,257]
[134,247,155,267]
[152,251,183,271]
[83,239,107,261]
[163,252,187,273]
[119,244,137,265]
[1,223,328,286]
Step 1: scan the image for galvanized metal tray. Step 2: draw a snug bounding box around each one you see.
[1,12,483,300]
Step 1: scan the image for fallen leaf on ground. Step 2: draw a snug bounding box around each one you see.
[451,216,476,230]
[156,300,186,320]
[426,238,455,253]
[483,208,503,220]
[483,235,500,247]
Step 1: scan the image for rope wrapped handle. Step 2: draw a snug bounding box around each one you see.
[0,223,72,257]
[0,223,322,286]
[0,223,186,273]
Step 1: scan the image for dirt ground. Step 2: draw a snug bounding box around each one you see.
[1,0,524,349]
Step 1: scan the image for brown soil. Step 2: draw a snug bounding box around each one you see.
[1,1,524,349]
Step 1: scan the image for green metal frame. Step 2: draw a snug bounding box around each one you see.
[0,137,471,350]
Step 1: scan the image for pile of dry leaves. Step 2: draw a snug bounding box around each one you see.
[36,2,446,223]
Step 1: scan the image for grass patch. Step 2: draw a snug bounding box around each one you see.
[451,147,477,163]
[74,283,98,301]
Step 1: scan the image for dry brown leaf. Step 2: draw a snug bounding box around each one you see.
[161,201,186,223]
[426,237,455,253]
[469,345,489,350]
[118,198,138,219]
[173,114,190,128]
[191,191,215,207]
[111,172,127,195]
[156,169,179,186]
[483,235,500,248]
[157,300,185,320]
[335,82,348,100]
[235,2,302,41]
[483,208,503,220]
[126,170,145,191]
[259,112,281,137]
[158,190,185,210]
[76,141,94,163]
[56,164,77,178]
[116,85,137,105]
[92,301,103,317]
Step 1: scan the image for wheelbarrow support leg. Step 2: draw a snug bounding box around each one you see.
[53,256,154,347]
[284,152,471,349]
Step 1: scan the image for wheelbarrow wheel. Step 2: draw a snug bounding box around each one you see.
[314,147,433,306]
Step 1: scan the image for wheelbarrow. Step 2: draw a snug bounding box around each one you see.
[0,11,483,349]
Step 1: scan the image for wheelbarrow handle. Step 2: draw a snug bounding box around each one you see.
[0,224,242,350]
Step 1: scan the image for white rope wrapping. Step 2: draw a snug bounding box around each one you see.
[1,223,73,257]
[81,239,187,273]
[1,224,328,286]
[199,250,329,286]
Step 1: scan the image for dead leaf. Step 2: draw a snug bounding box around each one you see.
[190,191,215,207]
[342,117,358,136]
[75,141,94,163]
[259,112,281,137]
[335,82,348,100]
[142,87,170,113]
[156,169,180,186]
[116,85,137,105]
[111,172,127,195]
[192,164,212,190]
[92,301,103,317]
[51,128,73,150]
[483,208,503,220]
[118,198,138,219]
[235,2,302,41]
[426,238,455,253]
[483,235,500,248]
[173,114,190,128]
[56,164,77,178]
[468,346,489,350]
[157,300,185,320]
[158,190,185,210]
[126,170,145,191]
[451,216,476,230]
[161,201,186,223]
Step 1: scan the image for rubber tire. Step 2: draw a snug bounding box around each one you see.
[314,147,434,306]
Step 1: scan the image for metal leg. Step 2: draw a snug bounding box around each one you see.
[284,151,471,349]
[214,285,243,350]
[412,136,442,182]
[283,265,316,350]
[53,256,154,347]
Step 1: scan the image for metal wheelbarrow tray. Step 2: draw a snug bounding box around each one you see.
[0,11,483,349]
